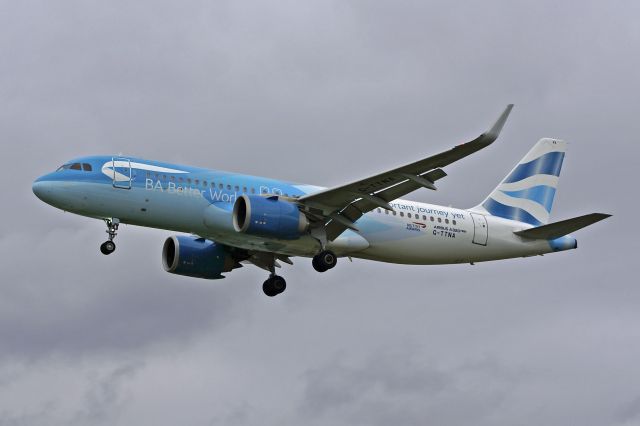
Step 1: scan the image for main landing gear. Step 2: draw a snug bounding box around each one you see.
[262,274,286,297]
[254,250,337,297]
[100,218,119,255]
[312,250,337,272]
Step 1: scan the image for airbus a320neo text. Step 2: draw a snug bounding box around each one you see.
[33,105,610,296]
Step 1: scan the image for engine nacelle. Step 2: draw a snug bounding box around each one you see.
[232,194,309,240]
[162,236,235,279]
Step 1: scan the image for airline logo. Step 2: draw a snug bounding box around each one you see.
[482,138,565,225]
[101,161,188,182]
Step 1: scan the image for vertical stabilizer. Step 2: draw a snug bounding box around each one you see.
[475,138,566,225]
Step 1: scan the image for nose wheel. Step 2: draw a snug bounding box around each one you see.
[100,240,116,255]
[100,218,119,255]
[312,250,337,272]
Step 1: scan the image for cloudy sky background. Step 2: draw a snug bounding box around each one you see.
[1,1,638,424]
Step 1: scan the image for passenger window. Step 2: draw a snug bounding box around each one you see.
[385,210,389,214]
[202,180,207,187]
[195,179,199,185]
[430,216,434,221]
[377,208,381,213]
[243,187,247,193]
[445,219,449,224]
[422,215,427,220]
[163,175,167,180]
[234,185,239,191]
[400,212,404,217]
[452,220,457,225]
[70,163,81,170]
[251,188,256,194]
[219,183,223,189]
[407,213,412,218]
[187,178,192,184]
[179,177,184,183]
[170,176,175,182]
[227,184,232,190]
[393,211,397,216]
[82,163,92,171]
[438,217,442,223]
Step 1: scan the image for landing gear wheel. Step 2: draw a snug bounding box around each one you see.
[262,275,286,297]
[271,276,286,293]
[312,250,337,272]
[100,241,116,255]
[100,218,120,256]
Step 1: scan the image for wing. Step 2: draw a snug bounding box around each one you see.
[298,104,514,240]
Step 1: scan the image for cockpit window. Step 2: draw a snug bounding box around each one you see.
[56,162,92,172]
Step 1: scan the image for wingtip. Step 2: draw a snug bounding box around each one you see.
[478,104,514,146]
[594,213,612,220]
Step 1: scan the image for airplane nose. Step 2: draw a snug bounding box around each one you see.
[32,180,48,201]
[32,177,60,206]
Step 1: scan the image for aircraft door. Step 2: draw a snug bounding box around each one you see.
[471,213,488,245]
[111,157,132,189]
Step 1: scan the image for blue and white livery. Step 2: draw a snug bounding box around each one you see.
[32,105,610,296]
[478,138,565,226]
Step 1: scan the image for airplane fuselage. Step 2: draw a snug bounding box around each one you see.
[32,155,575,266]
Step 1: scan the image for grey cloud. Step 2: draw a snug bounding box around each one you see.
[71,361,142,425]
[0,225,251,361]
[298,348,518,426]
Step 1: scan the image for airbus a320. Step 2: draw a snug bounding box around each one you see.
[33,105,610,296]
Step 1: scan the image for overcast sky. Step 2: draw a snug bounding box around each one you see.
[1,1,638,425]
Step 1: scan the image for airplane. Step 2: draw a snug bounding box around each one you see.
[32,105,610,296]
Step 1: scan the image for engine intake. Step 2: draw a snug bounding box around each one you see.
[232,194,309,240]
[162,236,235,279]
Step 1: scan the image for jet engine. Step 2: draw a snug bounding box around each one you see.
[232,194,309,240]
[162,236,236,279]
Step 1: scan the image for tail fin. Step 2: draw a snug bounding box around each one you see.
[475,138,566,225]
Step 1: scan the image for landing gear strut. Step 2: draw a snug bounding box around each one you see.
[312,250,337,272]
[100,218,119,255]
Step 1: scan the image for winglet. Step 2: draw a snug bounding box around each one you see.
[485,104,514,142]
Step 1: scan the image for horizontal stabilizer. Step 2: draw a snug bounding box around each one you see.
[514,213,611,240]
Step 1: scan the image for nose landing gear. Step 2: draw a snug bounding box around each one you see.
[100,218,119,255]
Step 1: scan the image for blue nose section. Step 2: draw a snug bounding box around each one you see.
[31,179,53,204]
[32,179,48,201]
[32,175,61,206]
